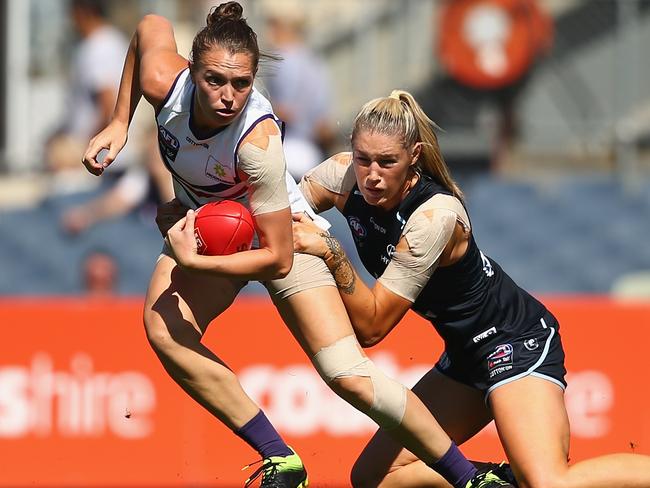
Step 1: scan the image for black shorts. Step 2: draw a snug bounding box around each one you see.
[435,311,567,397]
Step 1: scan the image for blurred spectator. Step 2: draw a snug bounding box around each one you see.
[44,0,172,234]
[82,248,118,297]
[45,0,131,185]
[261,0,337,181]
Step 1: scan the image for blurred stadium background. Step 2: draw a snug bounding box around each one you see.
[1,0,650,296]
[1,1,649,487]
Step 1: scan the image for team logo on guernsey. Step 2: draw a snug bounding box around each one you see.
[205,155,234,184]
[524,338,539,351]
[158,126,179,161]
[348,216,367,239]
[487,343,513,378]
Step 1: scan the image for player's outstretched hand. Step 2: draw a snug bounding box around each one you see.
[167,209,198,268]
[156,198,191,237]
[292,212,329,258]
[82,120,128,175]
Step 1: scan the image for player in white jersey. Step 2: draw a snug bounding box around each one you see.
[81,3,514,487]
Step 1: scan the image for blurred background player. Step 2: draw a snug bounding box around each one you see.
[261,0,338,181]
[44,0,171,235]
[81,247,119,297]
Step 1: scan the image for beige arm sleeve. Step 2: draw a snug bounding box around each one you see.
[238,134,289,216]
[378,194,470,302]
[299,152,356,210]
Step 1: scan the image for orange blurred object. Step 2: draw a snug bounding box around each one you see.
[438,0,553,90]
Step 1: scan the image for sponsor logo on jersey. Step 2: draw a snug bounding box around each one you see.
[472,326,497,343]
[186,136,209,149]
[524,338,539,351]
[158,125,180,161]
[381,244,396,265]
[369,217,386,234]
[489,365,513,378]
[386,244,396,257]
[348,216,367,239]
[204,155,234,184]
[487,343,513,372]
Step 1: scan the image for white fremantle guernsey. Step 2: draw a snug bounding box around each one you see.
[155,68,328,229]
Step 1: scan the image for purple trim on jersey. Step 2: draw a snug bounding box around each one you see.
[172,175,200,207]
[173,172,247,206]
[225,185,248,200]
[155,68,188,117]
[156,147,202,197]
[233,114,281,183]
[179,175,246,194]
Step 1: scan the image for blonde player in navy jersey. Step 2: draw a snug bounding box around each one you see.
[292,89,650,488]
[81,3,516,488]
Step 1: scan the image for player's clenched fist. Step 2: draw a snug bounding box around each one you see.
[81,120,128,175]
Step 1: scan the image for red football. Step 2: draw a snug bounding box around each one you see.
[193,200,255,256]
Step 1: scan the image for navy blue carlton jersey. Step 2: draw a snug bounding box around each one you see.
[342,175,547,353]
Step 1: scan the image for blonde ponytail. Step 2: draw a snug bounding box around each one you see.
[352,89,464,201]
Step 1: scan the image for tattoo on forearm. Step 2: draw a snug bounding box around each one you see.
[320,232,356,294]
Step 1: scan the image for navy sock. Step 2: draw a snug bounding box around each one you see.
[235,410,293,459]
[429,442,477,488]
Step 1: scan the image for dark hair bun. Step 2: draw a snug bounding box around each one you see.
[207,1,244,26]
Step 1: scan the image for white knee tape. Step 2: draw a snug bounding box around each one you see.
[312,335,407,429]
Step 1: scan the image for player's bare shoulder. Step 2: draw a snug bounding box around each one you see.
[138,15,189,107]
